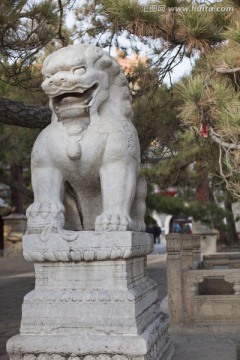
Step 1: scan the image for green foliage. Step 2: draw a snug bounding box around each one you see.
[0,0,61,88]
[178,11,223,53]
[102,0,141,21]
[223,21,240,44]
[0,125,39,167]
[73,0,231,79]
[175,7,240,202]
[146,167,230,231]
[142,131,205,186]
[176,75,205,127]
[0,0,239,232]
[147,191,229,228]
[161,0,183,7]
[177,75,240,139]
[133,85,178,155]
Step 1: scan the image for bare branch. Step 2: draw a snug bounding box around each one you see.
[209,127,240,150]
[58,0,68,47]
[215,67,240,74]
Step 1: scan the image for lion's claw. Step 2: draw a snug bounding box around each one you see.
[95,213,133,231]
[26,201,65,233]
[132,219,146,232]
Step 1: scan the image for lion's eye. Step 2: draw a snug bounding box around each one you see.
[73,67,86,76]
[42,75,50,81]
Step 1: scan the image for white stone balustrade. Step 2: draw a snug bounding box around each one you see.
[166,233,240,335]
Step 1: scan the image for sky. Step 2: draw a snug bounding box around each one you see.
[65,1,195,85]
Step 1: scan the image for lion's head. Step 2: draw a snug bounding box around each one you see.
[41,44,133,123]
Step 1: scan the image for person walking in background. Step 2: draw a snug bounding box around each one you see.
[146,223,161,244]
[146,224,155,242]
[182,222,191,234]
[173,221,182,233]
[153,224,161,243]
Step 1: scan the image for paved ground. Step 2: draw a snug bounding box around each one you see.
[0,256,35,358]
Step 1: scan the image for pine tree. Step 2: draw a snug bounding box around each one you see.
[0,0,240,238]
[176,18,240,199]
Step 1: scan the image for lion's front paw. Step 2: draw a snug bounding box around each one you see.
[26,202,65,233]
[132,219,146,232]
[95,213,133,231]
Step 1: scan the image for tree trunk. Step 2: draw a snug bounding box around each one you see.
[0,174,33,198]
[225,192,238,245]
[196,162,209,203]
[11,164,24,214]
[0,216,3,251]
[0,98,51,128]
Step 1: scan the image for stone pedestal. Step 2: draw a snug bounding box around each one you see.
[7,231,174,360]
[3,214,27,257]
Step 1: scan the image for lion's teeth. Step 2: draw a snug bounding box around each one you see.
[84,96,92,105]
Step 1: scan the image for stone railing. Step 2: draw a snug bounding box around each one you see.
[203,252,240,269]
[184,269,240,326]
[166,234,201,324]
[166,234,240,331]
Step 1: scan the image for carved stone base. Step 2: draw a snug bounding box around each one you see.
[7,232,174,360]
[7,315,173,360]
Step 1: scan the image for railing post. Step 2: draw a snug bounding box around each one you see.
[180,235,195,269]
[166,234,183,324]
[192,234,201,267]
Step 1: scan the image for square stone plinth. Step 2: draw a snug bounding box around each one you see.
[7,232,174,360]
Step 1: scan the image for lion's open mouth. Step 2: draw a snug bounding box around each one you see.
[53,84,98,112]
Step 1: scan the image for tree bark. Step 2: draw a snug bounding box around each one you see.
[0,98,51,128]
[11,163,24,214]
[225,192,238,245]
[0,216,3,251]
[196,162,209,203]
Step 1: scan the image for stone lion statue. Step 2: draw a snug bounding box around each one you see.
[26,44,146,234]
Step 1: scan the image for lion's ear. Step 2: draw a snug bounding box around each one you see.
[85,44,103,66]
[96,55,112,70]
[49,99,58,123]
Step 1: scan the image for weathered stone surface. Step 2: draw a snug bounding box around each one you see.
[26,43,147,234]
[7,233,174,360]
[166,233,240,341]
[22,231,153,262]
[7,44,173,360]
[203,252,240,269]
[7,325,174,360]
